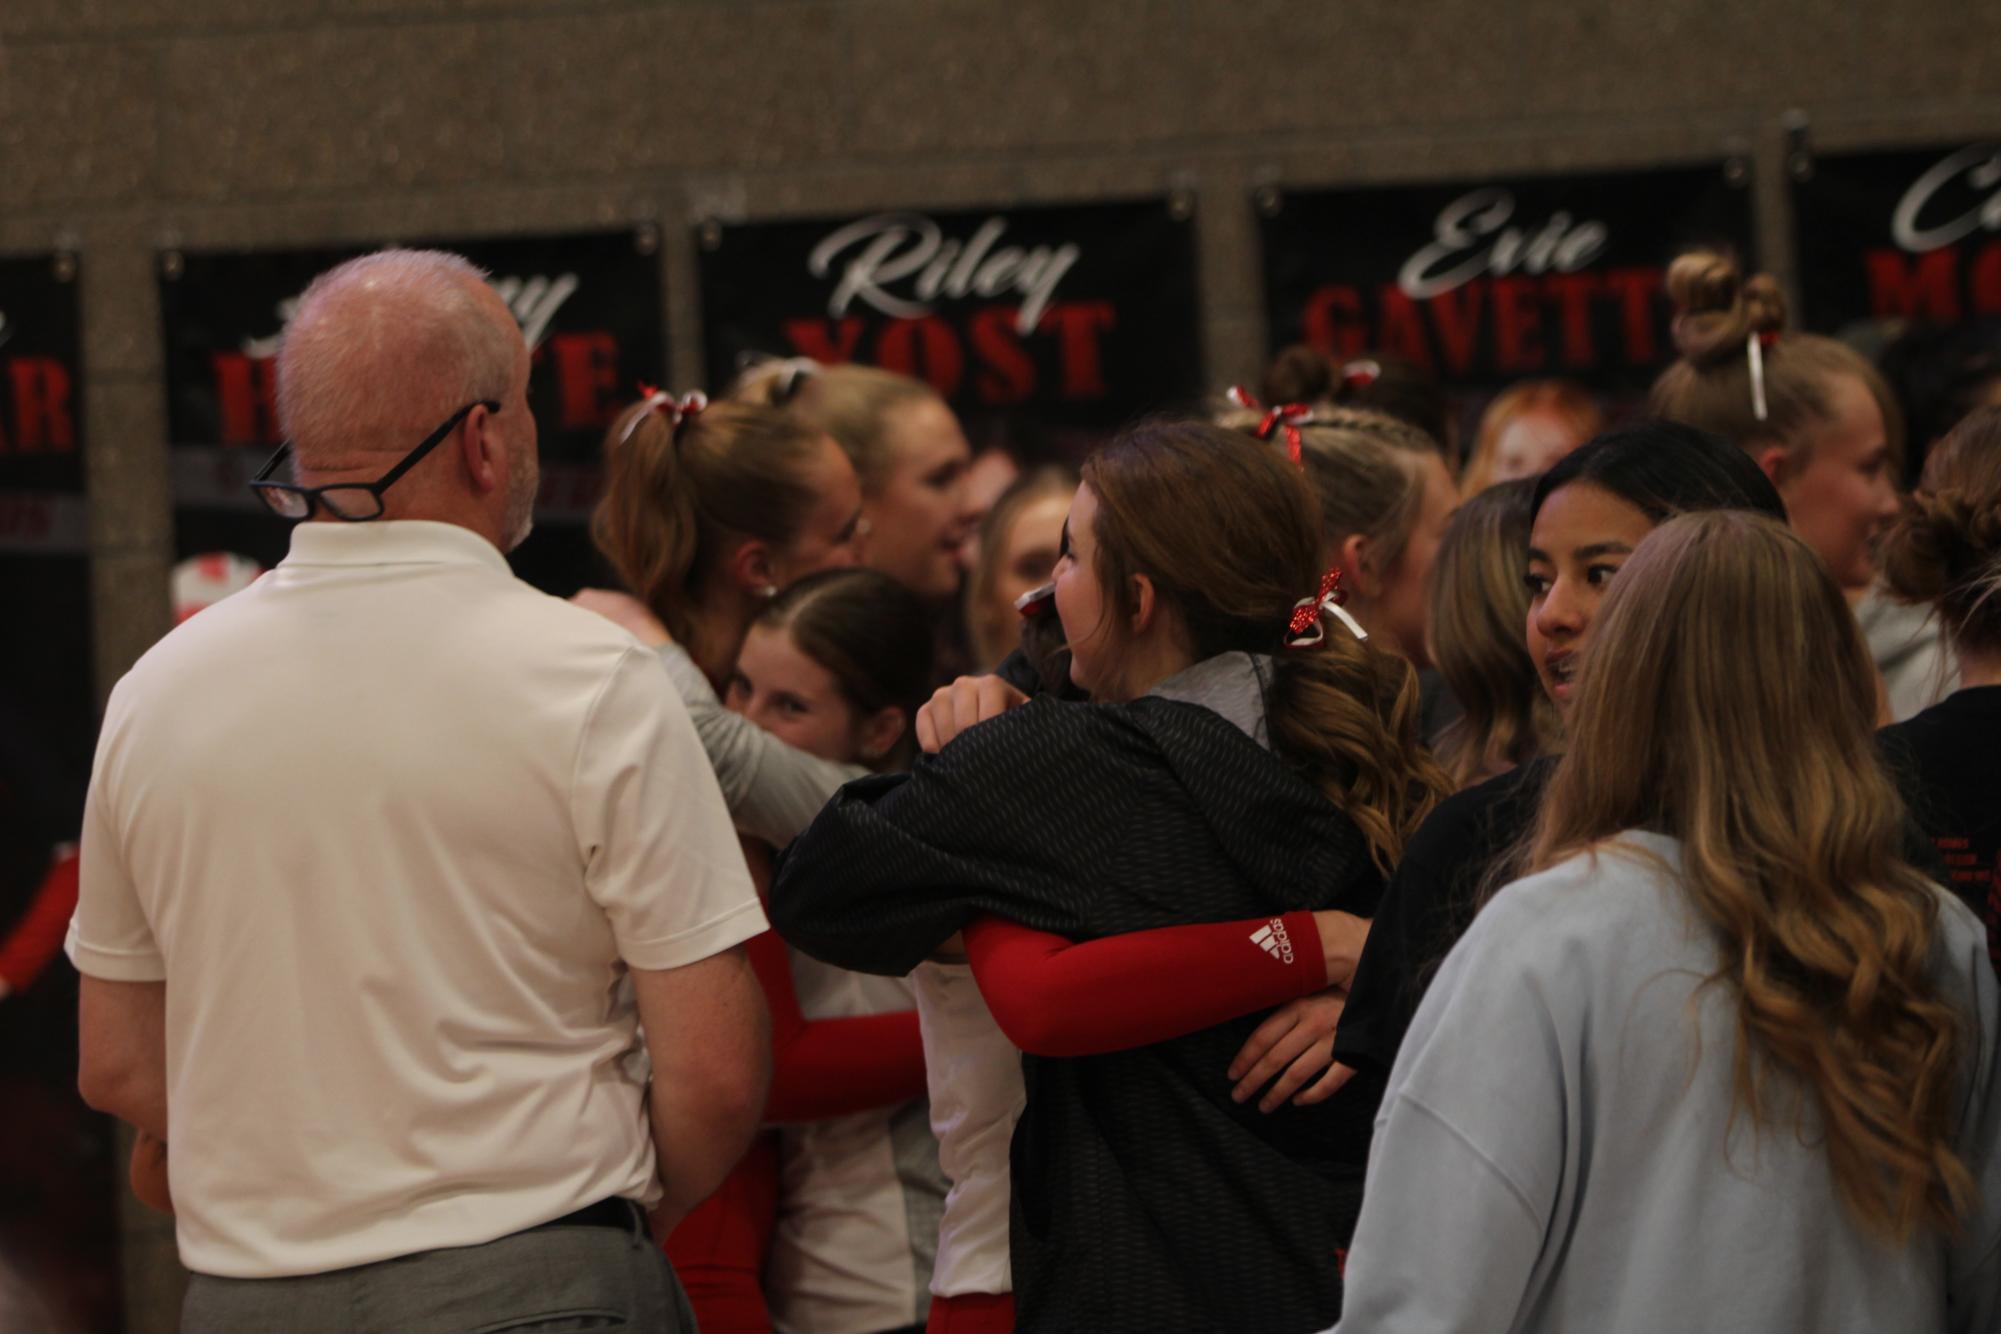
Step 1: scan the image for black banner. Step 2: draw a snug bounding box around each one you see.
[1261,164,1756,397]
[697,199,1202,450]
[1793,142,2001,335]
[0,250,92,807]
[160,230,665,594]
[0,253,115,1334]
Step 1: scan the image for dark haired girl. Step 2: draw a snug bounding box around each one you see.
[1328,420,1790,1083]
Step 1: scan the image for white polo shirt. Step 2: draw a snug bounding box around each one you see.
[67,520,765,1279]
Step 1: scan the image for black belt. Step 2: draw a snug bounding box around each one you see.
[533,1197,650,1238]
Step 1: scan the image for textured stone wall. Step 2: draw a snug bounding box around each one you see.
[3,2,1998,1328]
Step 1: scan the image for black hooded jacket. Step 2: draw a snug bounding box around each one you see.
[770,689,1386,1333]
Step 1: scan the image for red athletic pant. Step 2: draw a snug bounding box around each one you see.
[663,1134,780,1334]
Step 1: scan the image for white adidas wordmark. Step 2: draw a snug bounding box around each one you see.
[1250,918,1295,965]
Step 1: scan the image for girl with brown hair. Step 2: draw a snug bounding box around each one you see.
[1329,421,1787,1088]
[1651,249,1949,719]
[577,390,877,847]
[735,361,980,606]
[1223,399,1458,672]
[1333,510,2001,1334]
[1879,404,2001,975]
[771,419,1449,1332]
[1425,477,1555,787]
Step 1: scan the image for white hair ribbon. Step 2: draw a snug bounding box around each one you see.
[1747,333,1769,423]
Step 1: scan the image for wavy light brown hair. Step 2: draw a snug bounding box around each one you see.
[1083,420,1450,870]
[1881,405,2001,654]
[1650,250,1905,467]
[592,398,827,646]
[1526,509,1973,1241]
[1428,478,1554,787]
[732,359,940,494]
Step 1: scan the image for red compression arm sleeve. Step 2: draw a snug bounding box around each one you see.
[745,928,926,1124]
[963,910,1326,1058]
[0,850,79,994]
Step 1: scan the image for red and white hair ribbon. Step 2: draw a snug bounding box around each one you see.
[1226,385,1313,466]
[1284,569,1368,649]
[1339,359,1381,391]
[619,384,709,445]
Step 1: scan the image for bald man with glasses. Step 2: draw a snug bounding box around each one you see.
[71,249,769,1332]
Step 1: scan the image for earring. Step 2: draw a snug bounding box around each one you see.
[759,584,778,599]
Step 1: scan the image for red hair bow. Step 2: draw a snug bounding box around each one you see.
[1225,385,1312,466]
[1284,569,1369,649]
[621,383,709,445]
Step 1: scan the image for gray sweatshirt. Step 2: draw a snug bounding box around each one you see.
[656,642,866,846]
[1330,831,2001,1334]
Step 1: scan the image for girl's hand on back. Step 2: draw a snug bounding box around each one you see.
[915,675,1030,753]
[1226,990,1351,1114]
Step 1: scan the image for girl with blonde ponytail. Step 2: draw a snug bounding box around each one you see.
[1651,249,1949,719]
[771,419,1450,1331]
[1333,510,2001,1334]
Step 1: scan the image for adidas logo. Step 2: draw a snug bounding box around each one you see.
[1250,918,1295,965]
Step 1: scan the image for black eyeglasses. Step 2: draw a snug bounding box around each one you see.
[250,400,501,521]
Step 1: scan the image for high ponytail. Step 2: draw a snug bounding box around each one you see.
[1083,419,1449,873]
[1266,620,1447,872]
[591,396,827,644]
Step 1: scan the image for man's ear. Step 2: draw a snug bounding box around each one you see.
[458,405,503,496]
[1128,573,1157,635]
[1338,533,1381,599]
[857,706,907,762]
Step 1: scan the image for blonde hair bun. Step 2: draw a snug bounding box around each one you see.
[1665,250,1788,366]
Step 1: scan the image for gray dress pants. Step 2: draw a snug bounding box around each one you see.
[181,1205,696,1333]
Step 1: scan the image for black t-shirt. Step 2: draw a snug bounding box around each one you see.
[1880,685,2001,976]
[1334,739,1959,1078]
[1331,759,1552,1076]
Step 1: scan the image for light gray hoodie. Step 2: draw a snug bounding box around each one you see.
[1331,832,2001,1334]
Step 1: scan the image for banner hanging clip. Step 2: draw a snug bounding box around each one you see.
[1783,110,1814,183]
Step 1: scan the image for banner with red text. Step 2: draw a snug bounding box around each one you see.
[0,251,92,818]
[1792,142,2001,335]
[1260,164,1756,401]
[697,199,1202,456]
[159,231,664,594]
